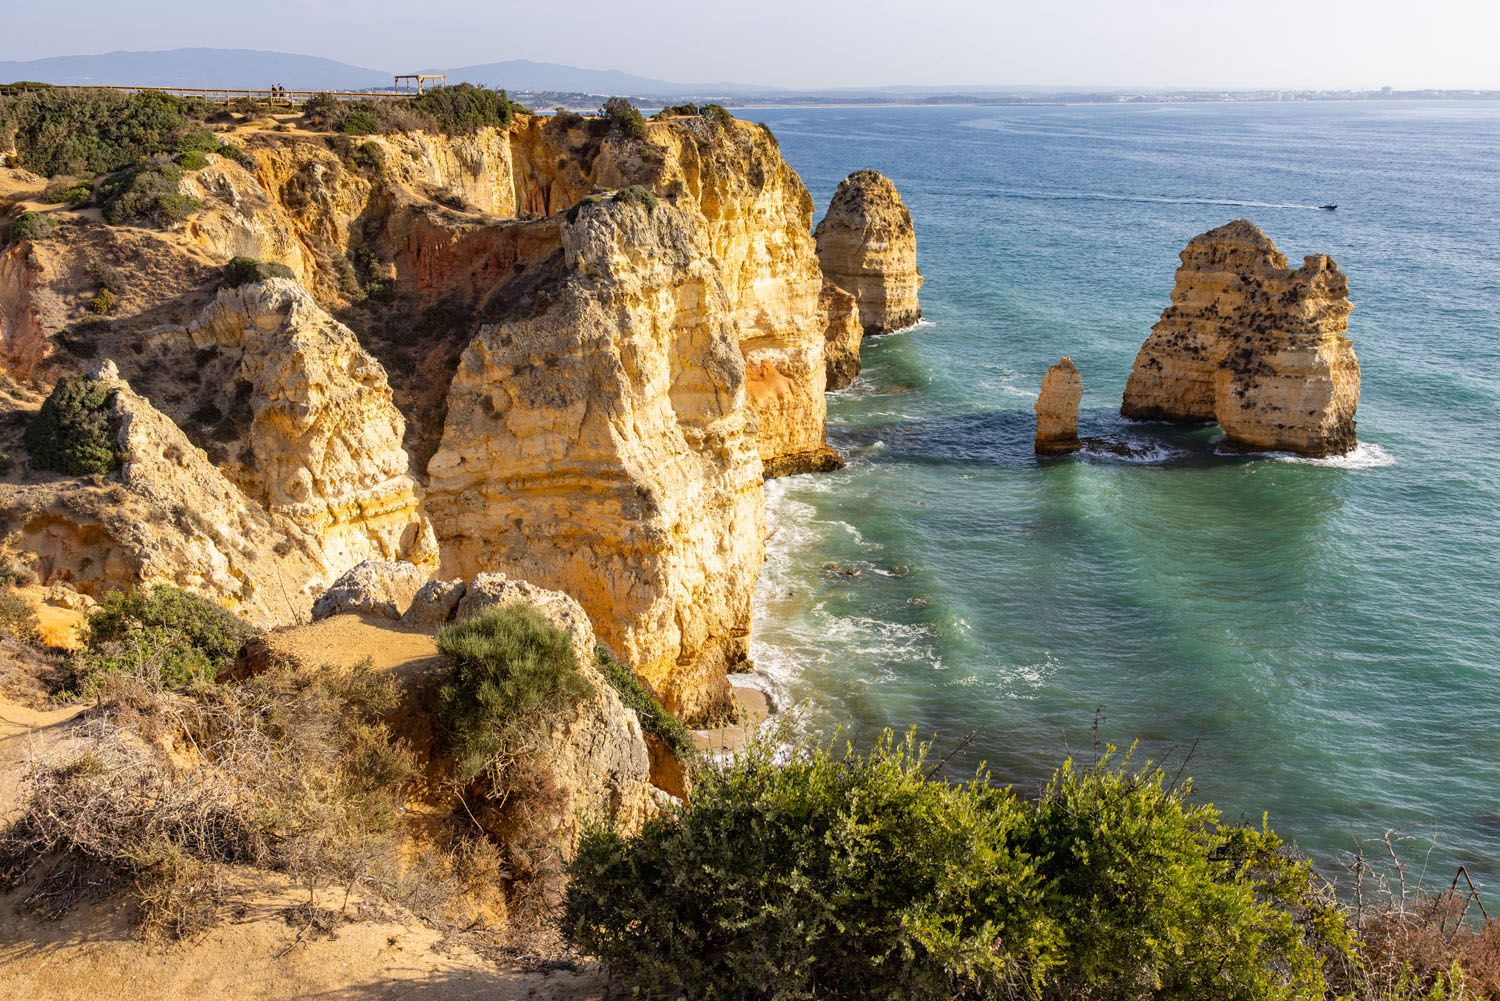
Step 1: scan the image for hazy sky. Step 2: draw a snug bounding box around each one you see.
[1,0,1496,90]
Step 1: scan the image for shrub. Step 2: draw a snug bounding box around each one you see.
[214,141,246,163]
[0,661,414,937]
[174,130,220,154]
[69,585,258,693]
[173,149,209,170]
[595,645,695,762]
[300,92,342,129]
[340,110,379,136]
[41,175,93,206]
[0,590,39,642]
[600,97,647,141]
[564,194,605,224]
[7,210,54,243]
[221,256,294,288]
[655,103,700,118]
[0,88,203,176]
[612,184,658,212]
[702,103,734,126]
[411,83,528,132]
[435,606,593,781]
[565,733,1354,1001]
[86,288,116,315]
[97,161,200,227]
[24,374,119,476]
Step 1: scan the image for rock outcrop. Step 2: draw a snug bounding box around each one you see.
[425,199,765,722]
[312,558,429,620]
[1121,220,1359,456]
[814,170,923,335]
[7,362,327,625]
[820,281,863,391]
[1035,357,1084,455]
[182,279,437,571]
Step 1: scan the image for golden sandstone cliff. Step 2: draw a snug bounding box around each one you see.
[1122,220,1359,457]
[0,109,917,722]
[424,198,765,718]
[815,169,923,335]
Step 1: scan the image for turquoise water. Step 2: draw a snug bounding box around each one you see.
[746,102,1500,878]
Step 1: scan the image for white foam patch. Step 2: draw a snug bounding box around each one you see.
[1078,441,1181,464]
[1267,441,1396,470]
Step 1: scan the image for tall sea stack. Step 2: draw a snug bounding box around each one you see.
[1035,356,1084,455]
[814,170,923,334]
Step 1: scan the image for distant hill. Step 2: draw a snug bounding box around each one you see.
[0,47,778,100]
[0,48,393,90]
[437,59,690,96]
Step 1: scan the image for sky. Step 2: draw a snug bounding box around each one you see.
[0,0,1496,91]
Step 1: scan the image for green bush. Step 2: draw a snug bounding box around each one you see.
[596,646,695,761]
[410,84,528,131]
[24,374,119,476]
[612,184,658,211]
[436,606,593,781]
[600,97,647,141]
[174,130,221,154]
[565,733,1353,1001]
[97,161,200,227]
[41,175,93,206]
[214,141,247,163]
[702,103,734,126]
[0,88,204,177]
[0,589,39,642]
[340,110,379,136]
[221,256,294,287]
[7,210,54,243]
[86,288,116,315]
[173,149,209,170]
[70,585,258,693]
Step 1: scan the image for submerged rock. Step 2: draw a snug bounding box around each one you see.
[1122,220,1359,457]
[1035,356,1084,455]
[815,170,923,334]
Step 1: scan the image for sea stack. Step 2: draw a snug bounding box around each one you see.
[1035,356,1084,455]
[820,280,863,390]
[1121,220,1359,457]
[814,170,923,334]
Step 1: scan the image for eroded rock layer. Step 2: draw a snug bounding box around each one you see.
[424,199,765,721]
[182,279,436,571]
[1035,356,1083,455]
[814,169,923,334]
[820,281,863,391]
[1121,220,1359,456]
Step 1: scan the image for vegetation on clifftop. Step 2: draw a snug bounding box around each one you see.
[24,374,120,476]
[435,606,592,781]
[568,729,1486,1000]
[301,84,529,137]
[69,585,259,694]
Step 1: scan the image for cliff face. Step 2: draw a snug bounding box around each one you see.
[8,363,326,625]
[820,281,863,391]
[815,170,923,334]
[1122,220,1359,456]
[504,117,834,474]
[1035,356,1083,455]
[182,279,437,571]
[424,199,765,721]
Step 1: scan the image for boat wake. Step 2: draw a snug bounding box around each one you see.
[990,187,1333,212]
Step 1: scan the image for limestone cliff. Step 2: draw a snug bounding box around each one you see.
[815,170,923,334]
[1122,220,1359,456]
[181,279,436,571]
[820,281,863,391]
[1035,356,1083,455]
[425,198,765,721]
[6,362,326,625]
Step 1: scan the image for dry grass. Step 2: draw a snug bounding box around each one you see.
[0,663,418,938]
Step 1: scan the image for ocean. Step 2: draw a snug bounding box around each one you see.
[745,101,1500,879]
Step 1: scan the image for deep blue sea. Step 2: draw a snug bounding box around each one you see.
[743,102,1500,881]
